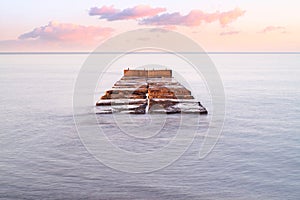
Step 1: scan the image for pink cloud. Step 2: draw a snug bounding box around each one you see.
[89,5,117,16]
[259,26,286,33]
[89,5,166,21]
[139,7,245,27]
[18,21,114,43]
[219,8,246,26]
[220,31,240,36]
[0,21,114,51]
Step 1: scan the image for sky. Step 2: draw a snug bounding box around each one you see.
[1,0,299,52]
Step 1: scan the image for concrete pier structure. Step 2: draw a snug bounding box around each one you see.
[124,69,172,78]
[96,69,207,114]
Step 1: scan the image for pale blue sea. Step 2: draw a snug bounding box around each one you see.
[0,53,299,199]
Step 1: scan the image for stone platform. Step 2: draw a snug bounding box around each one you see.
[95,69,207,114]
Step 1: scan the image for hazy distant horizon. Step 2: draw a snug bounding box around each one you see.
[1,51,300,54]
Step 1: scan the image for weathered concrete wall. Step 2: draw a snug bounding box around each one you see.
[147,70,172,78]
[124,70,148,77]
[124,69,172,78]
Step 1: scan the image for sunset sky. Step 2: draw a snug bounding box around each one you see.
[1,0,299,52]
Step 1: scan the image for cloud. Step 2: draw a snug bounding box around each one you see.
[139,7,245,27]
[259,26,286,33]
[18,21,114,43]
[218,8,246,26]
[89,5,166,21]
[220,30,240,36]
[0,21,114,51]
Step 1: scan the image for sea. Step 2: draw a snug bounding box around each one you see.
[0,53,299,199]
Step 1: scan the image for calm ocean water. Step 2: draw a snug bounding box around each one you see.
[0,53,299,199]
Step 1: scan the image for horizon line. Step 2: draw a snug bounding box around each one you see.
[0,51,300,55]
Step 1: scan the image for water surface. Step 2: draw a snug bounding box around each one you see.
[0,54,299,199]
